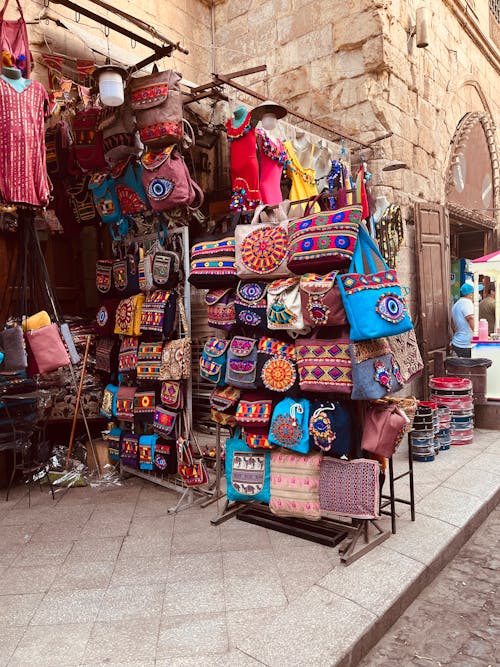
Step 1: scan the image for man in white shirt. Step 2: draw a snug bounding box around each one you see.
[451,283,475,357]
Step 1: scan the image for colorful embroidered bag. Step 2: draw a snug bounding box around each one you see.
[121,432,139,468]
[206,289,236,332]
[269,397,310,454]
[152,249,180,289]
[45,120,73,179]
[154,438,178,474]
[106,426,122,461]
[139,434,157,470]
[115,386,136,421]
[256,336,298,394]
[234,281,269,332]
[339,225,413,341]
[140,290,177,337]
[159,300,191,381]
[161,380,183,410]
[118,336,139,373]
[100,383,118,418]
[72,107,107,172]
[225,428,271,503]
[153,405,177,437]
[113,159,148,216]
[189,234,237,289]
[266,277,309,335]
[96,259,114,295]
[210,385,240,426]
[299,271,347,328]
[319,457,380,519]
[361,402,408,459]
[387,329,424,384]
[287,203,362,274]
[270,450,322,521]
[176,413,209,486]
[296,334,352,394]
[89,173,122,224]
[199,336,229,386]
[66,175,100,226]
[136,341,163,381]
[235,204,290,279]
[225,336,258,389]
[133,389,157,419]
[349,339,403,400]
[235,391,274,429]
[309,400,353,457]
[95,337,119,374]
[114,294,144,336]
[113,247,140,297]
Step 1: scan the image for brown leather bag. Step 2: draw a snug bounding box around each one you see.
[299,271,347,328]
[361,402,408,458]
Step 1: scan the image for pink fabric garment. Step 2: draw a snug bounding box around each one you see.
[257,129,287,206]
[226,112,261,212]
[0,0,31,76]
[0,78,50,206]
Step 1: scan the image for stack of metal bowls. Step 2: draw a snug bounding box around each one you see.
[436,405,452,450]
[410,403,437,462]
[429,377,474,446]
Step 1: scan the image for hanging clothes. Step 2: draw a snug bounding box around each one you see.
[257,129,289,206]
[0,77,50,206]
[226,111,261,212]
[284,140,319,203]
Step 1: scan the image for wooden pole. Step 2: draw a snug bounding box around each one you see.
[65,335,91,470]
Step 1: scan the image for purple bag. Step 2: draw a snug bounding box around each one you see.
[206,289,236,332]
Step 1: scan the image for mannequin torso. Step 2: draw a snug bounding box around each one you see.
[1,66,31,92]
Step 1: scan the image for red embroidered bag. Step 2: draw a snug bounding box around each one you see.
[72,108,107,172]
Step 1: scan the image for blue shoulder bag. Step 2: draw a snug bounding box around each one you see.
[225,428,271,503]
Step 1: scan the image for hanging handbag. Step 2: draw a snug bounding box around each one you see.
[287,202,362,274]
[309,400,353,457]
[235,391,274,429]
[225,336,258,389]
[45,120,73,179]
[266,277,309,335]
[199,336,229,386]
[141,146,204,212]
[235,203,290,279]
[349,338,403,400]
[189,231,237,289]
[113,246,140,297]
[139,434,157,470]
[154,438,178,474]
[0,0,31,76]
[89,173,122,224]
[72,107,107,172]
[362,402,409,458]
[319,457,380,519]
[100,384,119,419]
[66,175,100,226]
[160,380,183,410]
[140,290,177,337]
[296,332,352,394]
[100,104,138,166]
[95,337,119,374]
[152,249,181,289]
[210,385,240,426]
[113,159,149,216]
[115,386,136,421]
[121,432,140,468]
[24,324,70,374]
[269,397,311,454]
[159,299,191,381]
[270,450,322,521]
[138,244,155,292]
[106,426,122,461]
[256,336,298,394]
[225,427,271,503]
[95,299,120,337]
[114,294,144,336]
[136,341,163,381]
[206,289,236,332]
[299,271,347,328]
[153,405,178,437]
[176,409,209,486]
[118,336,139,373]
[0,326,27,371]
[130,69,183,148]
[338,225,413,341]
[133,389,157,419]
[96,259,114,295]
[234,281,269,332]
[387,329,424,383]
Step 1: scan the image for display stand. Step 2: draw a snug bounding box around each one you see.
[380,436,416,534]
[200,423,225,507]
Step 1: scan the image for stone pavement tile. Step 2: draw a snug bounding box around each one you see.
[11,541,74,567]
[274,547,337,601]
[156,650,261,666]
[225,573,288,611]
[443,465,500,499]
[108,555,171,587]
[83,618,159,663]
[82,663,155,667]
[0,627,24,667]
[0,565,59,594]
[318,546,424,616]
[226,607,280,649]
[53,487,101,506]
[156,613,228,659]
[127,514,175,538]
[50,560,115,592]
[0,593,43,627]
[8,622,92,667]
[30,588,105,625]
[163,577,225,616]
[79,517,132,539]
[171,527,221,555]
[467,451,500,475]
[383,512,460,565]
[220,525,272,552]
[415,485,485,527]
[222,549,279,579]
[133,498,177,518]
[98,584,164,621]
[89,503,138,520]
[0,508,48,526]
[28,520,85,543]
[237,585,376,666]
[0,524,36,545]
[173,509,218,534]
[118,535,172,558]
[0,544,23,567]
[65,536,124,563]
[167,552,223,583]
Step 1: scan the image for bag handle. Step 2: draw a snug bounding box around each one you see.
[0,0,24,19]
[176,296,189,338]
[351,224,388,274]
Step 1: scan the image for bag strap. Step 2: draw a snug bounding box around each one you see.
[351,224,388,274]
[1,0,24,19]
[177,296,189,338]
[187,178,205,211]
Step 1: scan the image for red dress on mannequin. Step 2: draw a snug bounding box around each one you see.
[226,111,261,212]
[257,128,289,206]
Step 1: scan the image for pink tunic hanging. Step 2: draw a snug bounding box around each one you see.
[0,78,50,207]
[226,112,261,212]
[257,129,289,206]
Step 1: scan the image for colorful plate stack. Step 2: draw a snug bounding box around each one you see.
[436,406,451,450]
[410,403,437,462]
[429,377,474,446]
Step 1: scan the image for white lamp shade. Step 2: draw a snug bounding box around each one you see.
[98,70,124,107]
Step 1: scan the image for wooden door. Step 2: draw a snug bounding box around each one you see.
[415,203,451,386]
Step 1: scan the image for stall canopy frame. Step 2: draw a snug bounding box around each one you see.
[470,250,500,333]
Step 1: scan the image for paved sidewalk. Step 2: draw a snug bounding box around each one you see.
[361,506,499,667]
[0,429,498,666]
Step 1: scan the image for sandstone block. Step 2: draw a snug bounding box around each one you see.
[333,10,383,52]
[227,0,252,21]
[270,65,311,100]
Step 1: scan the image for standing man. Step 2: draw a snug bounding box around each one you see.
[479,285,496,334]
[451,283,475,357]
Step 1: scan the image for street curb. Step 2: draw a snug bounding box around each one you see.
[338,486,500,667]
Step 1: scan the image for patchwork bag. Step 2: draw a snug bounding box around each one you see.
[95,337,119,374]
[234,280,269,332]
[95,299,120,337]
[319,457,380,519]
[225,336,258,390]
[133,389,157,419]
[121,432,139,468]
[130,69,183,148]
[270,450,322,521]
[100,384,118,418]
[199,336,229,386]
[300,272,347,328]
[339,225,413,341]
[96,259,114,295]
[189,234,237,289]
[115,386,136,421]
[387,329,424,384]
[361,402,409,458]
[266,277,309,336]
[154,438,178,474]
[161,380,183,410]
[309,400,353,457]
[114,294,144,336]
[139,434,157,470]
[256,336,298,394]
[89,173,122,224]
[206,289,236,332]
[269,397,311,454]
[140,290,177,337]
[136,341,163,381]
[225,428,271,503]
[235,204,290,280]
[154,405,177,437]
[349,338,403,400]
[296,334,352,394]
[24,324,70,374]
[118,336,139,373]
[72,107,107,172]
[159,300,191,381]
[287,203,362,274]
